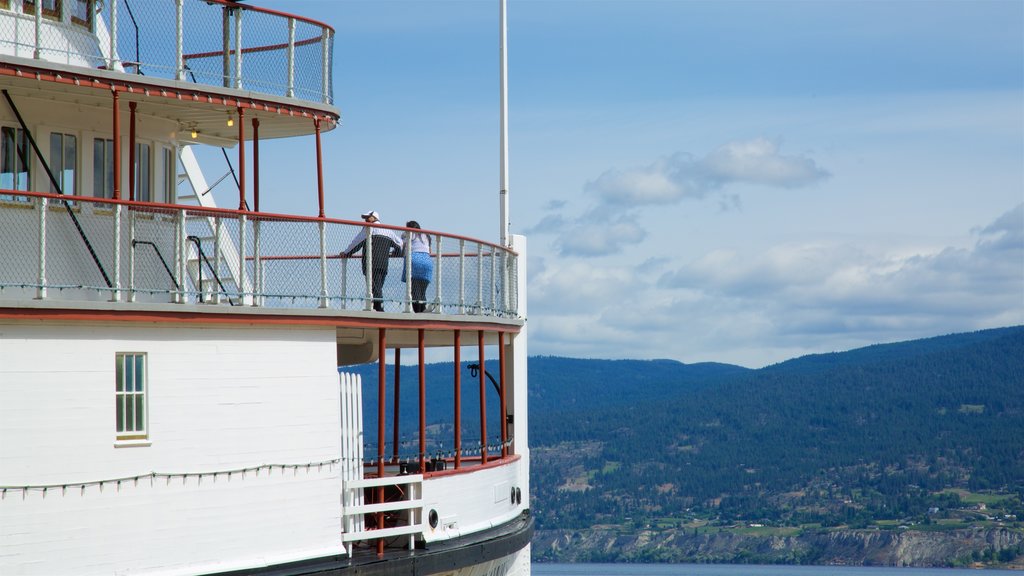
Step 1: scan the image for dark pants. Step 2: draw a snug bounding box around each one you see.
[411,279,429,312]
[369,267,387,311]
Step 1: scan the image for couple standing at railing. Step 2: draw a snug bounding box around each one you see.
[342,210,433,312]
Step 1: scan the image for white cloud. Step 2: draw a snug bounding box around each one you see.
[529,204,1024,367]
[584,138,829,207]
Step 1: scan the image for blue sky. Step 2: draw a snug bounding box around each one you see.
[242,0,1023,368]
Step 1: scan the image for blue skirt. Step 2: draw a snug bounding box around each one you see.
[402,251,433,282]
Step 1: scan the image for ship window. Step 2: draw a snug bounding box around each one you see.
[162,146,176,204]
[115,353,147,440]
[1,126,30,193]
[71,0,92,27]
[49,132,77,195]
[92,137,114,199]
[134,142,151,202]
[24,0,62,20]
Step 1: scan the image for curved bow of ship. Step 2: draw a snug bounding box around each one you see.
[0,1,532,575]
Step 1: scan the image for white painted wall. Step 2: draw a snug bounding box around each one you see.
[420,458,526,543]
[0,321,344,576]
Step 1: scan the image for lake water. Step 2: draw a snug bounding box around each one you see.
[532,564,1020,576]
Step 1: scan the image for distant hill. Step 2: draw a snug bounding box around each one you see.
[529,326,1024,534]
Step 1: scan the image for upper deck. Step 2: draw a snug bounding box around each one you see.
[0,0,338,140]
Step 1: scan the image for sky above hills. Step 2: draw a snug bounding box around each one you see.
[243,0,1023,368]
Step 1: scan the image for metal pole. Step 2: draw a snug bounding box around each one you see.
[315,119,324,217]
[109,0,119,69]
[234,6,243,89]
[286,18,296,98]
[237,106,245,210]
[453,329,461,469]
[499,0,510,247]
[36,197,46,300]
[128,101,136,201]
[499,331,507,457]
[418,329,426,474]
[252,118,260,212]
[175,0,184,80]
[376,328,387,557]
[392,348,401,463]
[478,330,487,464]
[112,89,120,200]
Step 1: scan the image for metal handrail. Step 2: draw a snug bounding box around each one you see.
[131,240,179,291]
[185,235,237,306]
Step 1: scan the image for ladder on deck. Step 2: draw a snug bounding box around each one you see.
[175,145,250,305]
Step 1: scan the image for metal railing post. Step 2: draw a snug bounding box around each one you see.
[433,234,442,313]
[341,249,348,310]
[321,28,331,103]
[111,204,122,302]
[319,220,328,308]
[175,208,186,303]
[127,209,136,302]
[36,197,47,300]
[252,218,261,306]
[490,245,496,314]
[109,0,118,70]
[222,6,230,87]
[233,6,243,90]
[286,18,296,98]
[364,224,373,311]
[213,216,223,304]
[458,239,466,315]
[175,0,184,80]
[404,230,412,313]
[238,213,248,304]
[33,0,42,60]
[476,242,483,315]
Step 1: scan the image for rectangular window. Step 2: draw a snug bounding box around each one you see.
[115,353,147,439]
[134,142,151,202]
[92,137,113,199]
[71,0,91,27]
[49,132,77,195]
[1,126,30,193]
[162,146,176,204]
[24,0,62,19]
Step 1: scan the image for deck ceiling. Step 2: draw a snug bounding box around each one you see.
[0,58,340,145]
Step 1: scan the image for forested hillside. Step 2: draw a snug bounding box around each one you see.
[529,326,1024,534]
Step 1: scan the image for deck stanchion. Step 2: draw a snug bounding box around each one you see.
[364,223,374,311]
[418,329,426,474]
[238,213,248,304]
[112,89,120,200]
[128,102,136,201]
[33,0,42,59]
[175,0,184,80]
[109,0,118,69]
[221,6,230,87]
[392,348,401,463]
[286,18,296,98]
[253,218,262,306]
[458,239,466,314]
[36,197,46,300]
[321,28,331,103]
[233,7,243,89]
[490,245,496,314]
[433,234,442,312]
[319,220,328,308]
[253,118,261,212]
[499,331,508,458]
[404,230,413,313]
[175,209,186,303]
[111,205,122,302]
[127,209,136,302]
[476,243,484,315]
[213,217,222,304]
[454,329,461,469]
[377,329,387,557]
[478,330,487,464]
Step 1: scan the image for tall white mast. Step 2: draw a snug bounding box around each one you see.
[499,0,510,246]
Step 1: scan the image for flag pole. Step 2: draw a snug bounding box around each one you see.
[499,0,510,247]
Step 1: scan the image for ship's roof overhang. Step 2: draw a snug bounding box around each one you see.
[0,55,340,145]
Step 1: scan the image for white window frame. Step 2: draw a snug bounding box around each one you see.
[134,141,152,202]
[49,130,78,195]
[115,352,148,441]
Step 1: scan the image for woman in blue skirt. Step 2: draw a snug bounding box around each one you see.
[402,221,434,312]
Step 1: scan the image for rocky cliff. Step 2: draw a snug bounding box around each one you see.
[533,527,1024,567]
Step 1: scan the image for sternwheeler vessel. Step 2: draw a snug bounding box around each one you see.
[0,1,531,574]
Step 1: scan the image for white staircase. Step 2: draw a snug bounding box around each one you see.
[175,145,250,304]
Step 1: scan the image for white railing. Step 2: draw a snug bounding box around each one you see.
[341,474,423,553]
[0,191,519,317]
[0,0,334,105]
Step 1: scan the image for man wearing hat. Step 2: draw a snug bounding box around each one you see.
[342,211,405,311]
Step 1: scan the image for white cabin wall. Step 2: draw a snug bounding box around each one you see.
[510,234,529,507]
[0,321,344,576]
